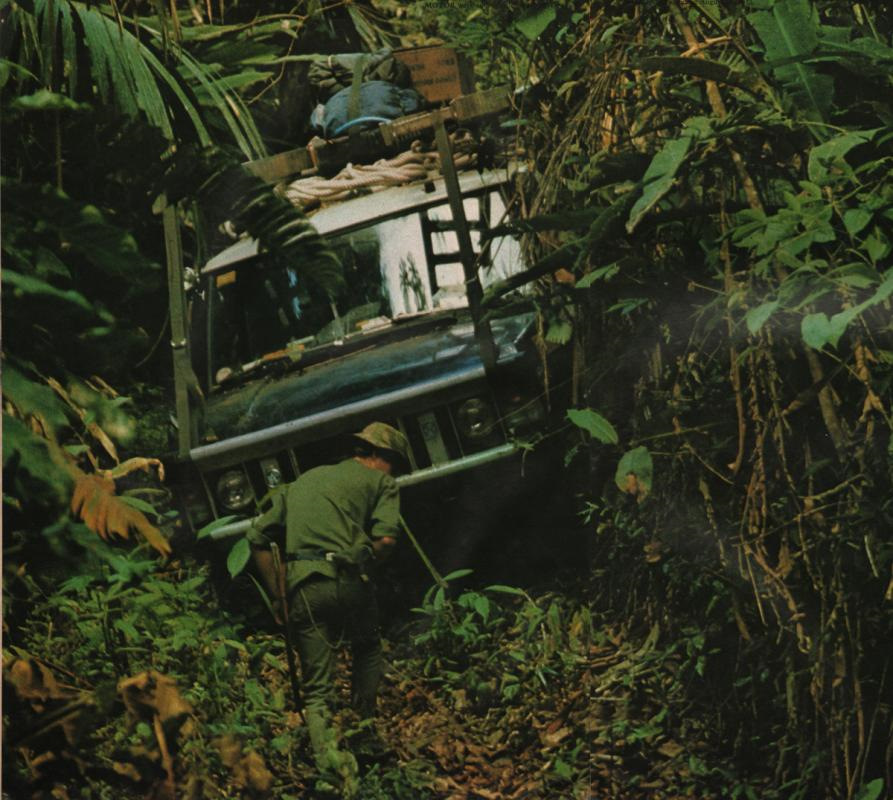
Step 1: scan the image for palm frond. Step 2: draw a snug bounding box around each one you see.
[72,3,135,112]
[57,0,78,94]
[166,148,344,298]
[346,4,399,51]
[170,41,265,157]
[7,1,265,155]
[136,40,211,145]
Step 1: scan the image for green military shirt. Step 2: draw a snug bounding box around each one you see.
[247,458,400,588]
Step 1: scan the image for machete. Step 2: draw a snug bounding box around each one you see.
[271,543,305,722]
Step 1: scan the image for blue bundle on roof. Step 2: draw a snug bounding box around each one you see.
[311,80,424,139]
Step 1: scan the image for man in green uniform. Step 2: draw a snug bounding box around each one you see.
[248,422,410,794]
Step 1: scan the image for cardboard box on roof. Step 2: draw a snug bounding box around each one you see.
[394,46,475,103]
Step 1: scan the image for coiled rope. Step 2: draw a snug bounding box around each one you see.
[281,133,477,208]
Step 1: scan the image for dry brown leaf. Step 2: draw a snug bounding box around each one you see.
[5,658,89,747]
[432,776,464,795]
[644,539,663,563]
[46,376,75,407]
[112,761,143,781]
[87,421,119,462]
[216,734,243,768]
[242,750,273,793]
[777,539,793,578]
[216,737,273,794]
[540,725,572,749]
[658,740,684,758]
[832,646,847,688]
[119,671,192,732]
[284,710,304,729]
[451,688,469,711]
[6,657,69,702]
[469,788,502,799]
[87,375,120,398]
[509,781,544,799]
[104,457,165,482]
[860,388,885,420]
[154,713,177,800]
[70,473,171,556]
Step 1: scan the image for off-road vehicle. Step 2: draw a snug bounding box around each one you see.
[162,86,561,551]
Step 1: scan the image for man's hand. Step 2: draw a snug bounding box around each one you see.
[372,536,396,559]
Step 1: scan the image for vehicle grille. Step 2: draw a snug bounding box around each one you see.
[216,394,508,508]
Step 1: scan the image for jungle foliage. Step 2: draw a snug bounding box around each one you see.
[3,0,893,799]
[434,0,893,797]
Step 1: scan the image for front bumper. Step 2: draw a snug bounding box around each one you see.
[204,441,522,541]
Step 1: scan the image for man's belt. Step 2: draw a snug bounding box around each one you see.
[285,547,372,581]
[285,549,337,563]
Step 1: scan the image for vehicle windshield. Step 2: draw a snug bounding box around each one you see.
[206,188,521,384]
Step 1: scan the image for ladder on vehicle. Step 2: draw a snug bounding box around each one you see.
[419,192,493,297]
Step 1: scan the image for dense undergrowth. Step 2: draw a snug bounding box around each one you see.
[5,528,793,800]
[4,1,893,799]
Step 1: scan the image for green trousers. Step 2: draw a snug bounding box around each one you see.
[291,572,383,718]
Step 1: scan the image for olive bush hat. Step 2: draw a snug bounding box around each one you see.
[354,422,411,470]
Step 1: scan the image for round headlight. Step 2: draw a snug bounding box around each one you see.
[456,397,496,439]
[216,469,254,511]
[261,460,283,488]
[503,394,545,434]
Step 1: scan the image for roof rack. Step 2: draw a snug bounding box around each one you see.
[242,87,511,186]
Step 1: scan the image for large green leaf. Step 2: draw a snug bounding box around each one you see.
[746,301,780,335]
[515,6,557,41]
[615,446,653,495]
[1,366,69,433]
[626,135,691,233]
[807,129,878,184]
[748,0,833,121]
[854,778,885,800]
[171,43,266,157]
[10,89,89,112]
[5,179,154,274]
[567,408,619,445]
[801,312,841,350]
[843,208,872,235]
[73,2,138,115]
[2,415,72,502]
[803,271,893,349]
[196,515,242,540]
[2,269,94,313]
[227,536,252,578]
